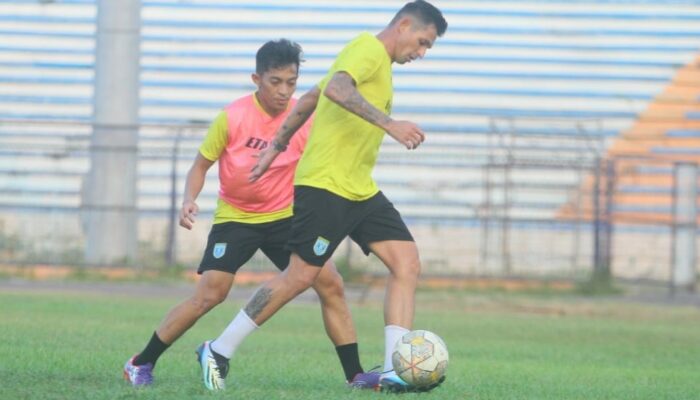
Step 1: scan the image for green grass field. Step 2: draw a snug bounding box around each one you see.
[1,284,700,400]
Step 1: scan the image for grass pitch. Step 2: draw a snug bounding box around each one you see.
[1,283,699,399]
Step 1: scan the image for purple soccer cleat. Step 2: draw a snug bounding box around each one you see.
[347,367,382,390]
[123,355,154,386]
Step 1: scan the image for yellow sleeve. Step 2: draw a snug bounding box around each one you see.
[320,34,381,90]
[198,111,228,161]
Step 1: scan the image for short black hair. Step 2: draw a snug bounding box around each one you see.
[391,0,448,37]
[255,39,304,75]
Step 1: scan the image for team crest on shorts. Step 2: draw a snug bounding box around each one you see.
[313,236,330,256]
[213,243,227,259]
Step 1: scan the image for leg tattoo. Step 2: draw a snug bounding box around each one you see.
[244,287,272,320]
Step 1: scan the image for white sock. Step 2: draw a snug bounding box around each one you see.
[210,309,258,359]
[382,325,409,379]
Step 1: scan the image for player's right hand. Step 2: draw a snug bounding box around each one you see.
[385,120,425,150]
[179,200,199,230]
[249,145,280,182]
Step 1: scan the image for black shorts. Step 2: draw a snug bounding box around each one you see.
[287,186,414,267]
[198,217,292,274]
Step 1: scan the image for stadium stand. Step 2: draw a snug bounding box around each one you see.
[558,55,700,225]
[1,0,699,275]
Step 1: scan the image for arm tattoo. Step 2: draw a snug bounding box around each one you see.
[275,86,319,145]
[278,107,313,143]
[244,287,272,320]
[329,73,392,128]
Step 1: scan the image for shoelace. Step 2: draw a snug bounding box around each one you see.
[216,361,229,379]
[348,365,383,388]
[366,365,383,374]
[134,364,153,384]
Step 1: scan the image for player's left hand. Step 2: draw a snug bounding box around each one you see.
[249,145,280,182]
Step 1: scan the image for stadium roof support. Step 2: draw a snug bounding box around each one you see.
[81,0,140,265]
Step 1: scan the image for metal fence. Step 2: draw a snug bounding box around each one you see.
[0,118,697,288]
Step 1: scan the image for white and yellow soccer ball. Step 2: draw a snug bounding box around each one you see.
[392,330,449,387]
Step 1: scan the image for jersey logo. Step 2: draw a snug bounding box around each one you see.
[313,236,330,256]
[245,137,268,150]
[213,243,227,259]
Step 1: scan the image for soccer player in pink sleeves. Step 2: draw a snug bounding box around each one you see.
[123,39,378,391]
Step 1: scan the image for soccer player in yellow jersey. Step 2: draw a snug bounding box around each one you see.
[123,39,376,391]
[205,1,448,393]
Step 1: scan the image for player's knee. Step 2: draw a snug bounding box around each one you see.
[291,273,317,291]
[188,297,211,315]
[393,256,421,281]
[285,268,319,292]
[315,271,345,299]
[208,288,230,305]
[191,289,228,314]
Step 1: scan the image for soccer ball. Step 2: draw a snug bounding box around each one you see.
[392,330,449,387]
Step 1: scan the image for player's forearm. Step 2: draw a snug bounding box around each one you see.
[183,153,215,202]
[182,165,207,203]
[324,72,393,130]
[182,158,208,202]
[274,86,320,147]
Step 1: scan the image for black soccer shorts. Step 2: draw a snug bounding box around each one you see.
[198,217,293,274]
[286,186,414,266]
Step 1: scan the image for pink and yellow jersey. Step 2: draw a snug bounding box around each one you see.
[199,94,312,224]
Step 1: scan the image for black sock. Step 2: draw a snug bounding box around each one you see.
[336,343,363,381]
[133,331,170,366]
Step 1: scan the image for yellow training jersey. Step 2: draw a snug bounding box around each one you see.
[294,32,393,201]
